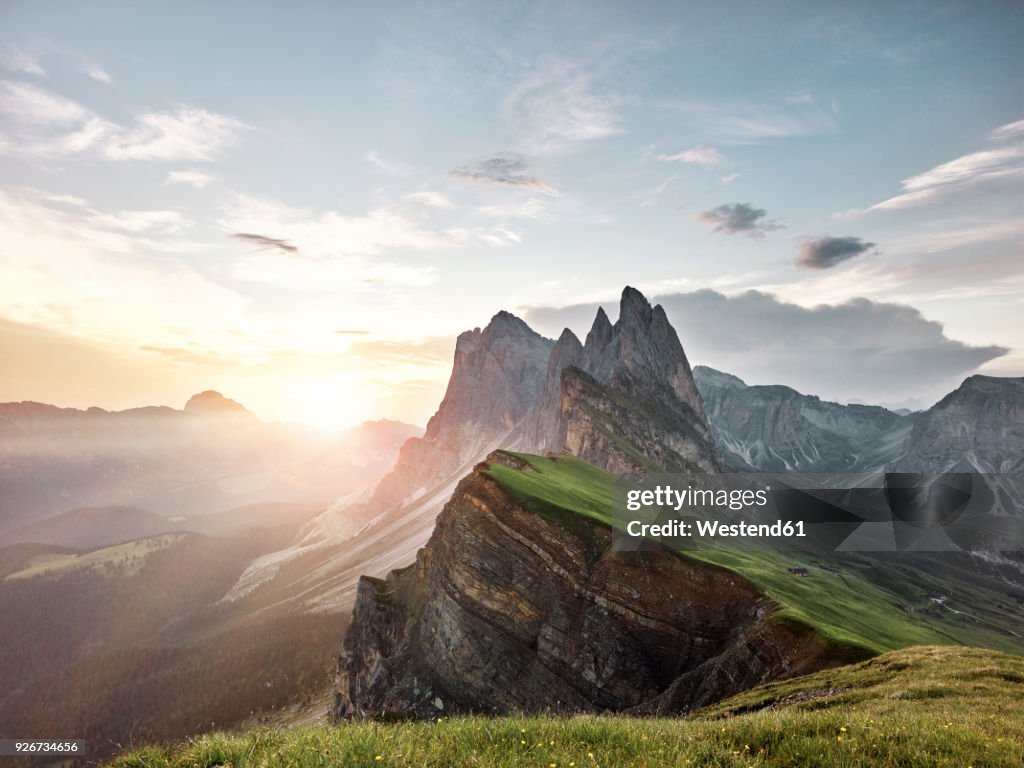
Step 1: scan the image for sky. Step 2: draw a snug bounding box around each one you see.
[0,1,1022,428]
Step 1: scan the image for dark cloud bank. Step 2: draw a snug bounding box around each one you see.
[523,290,1007,407]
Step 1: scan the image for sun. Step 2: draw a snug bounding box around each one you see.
[288,376,365,431]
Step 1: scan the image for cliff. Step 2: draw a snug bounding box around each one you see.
[333,453,844,719]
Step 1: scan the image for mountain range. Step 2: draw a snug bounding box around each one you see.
[329,286,1024,720]
[3,285,1023,757]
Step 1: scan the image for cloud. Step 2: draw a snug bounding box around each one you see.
[990,118,1024,141]
[1,46,45,77]
[796,236,877,270]
[697,202,781,238]
[165,170,214,189]
[366,149,413,177]
[230,232,298,255]
[103,107,247,161]
[84,64,111,83]
[219,193,458,258]
[866,121,1024,212]
[657,146,723,166]
[503,57,622,155]
[406,190,452,208]
[0,80,247,162]
[663,95,837,143]
[91,209,190,234]
[522,289,1007,406]
[450,154,558,195]
[640,176,677,207]
[0,187,249,355]
[0,79,87,124]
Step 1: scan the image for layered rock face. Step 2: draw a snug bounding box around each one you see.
[693,366,909,472]
[527,288,720,475]
[333,454,837,719]
[360,311,554,513]
[897,375,1024,473]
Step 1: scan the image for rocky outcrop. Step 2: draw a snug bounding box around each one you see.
[333,453,843,719]
[897,375,1024,473]
[693,366,909,472]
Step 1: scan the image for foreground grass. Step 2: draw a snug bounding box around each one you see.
[112,646,1024,767]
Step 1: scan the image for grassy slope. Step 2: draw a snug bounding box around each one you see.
[112,645,1024,767]
[5,533,185,579]
[485,452,1024,657]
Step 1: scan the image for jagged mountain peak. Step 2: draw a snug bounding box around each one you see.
[483,309,539,339]
[585,305,614,352]
[617,285,653,327]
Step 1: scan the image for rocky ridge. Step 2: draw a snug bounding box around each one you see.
[693,366,909,472]
[333,453,842,719]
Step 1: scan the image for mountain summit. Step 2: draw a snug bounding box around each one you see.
[527,286,720,474]
[183,390,251,416]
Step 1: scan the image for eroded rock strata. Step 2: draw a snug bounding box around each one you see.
[333,453,845,719]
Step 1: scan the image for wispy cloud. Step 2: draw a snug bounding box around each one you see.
[991,118,1024,141]
[697,202,781,238]
[405,190,452,208]
[796,235,877,270]
[657,146,723,166]
[861,119,1024,212]
[450,154,558,195]
[366,149,414,177]
[503,57,623,155]
[0,80,247,162]
[91,209,190,234]
[662,94,837,143]
[165,170,214,189]
[1,46,45,77]
[220,193,456,258]
[84,64,111,83]
[104,107,248,161]
[868,143,1024,211]
[230,232,298,254]
[640,176,677,208]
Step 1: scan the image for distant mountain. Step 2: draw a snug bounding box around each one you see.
[0,526,342,763]
[897,375,1024,473]
[693,366,909,471]
[693,367,1024,474]
[0,501,323,549]
[183,390,252,416]
[0,395,420,534]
